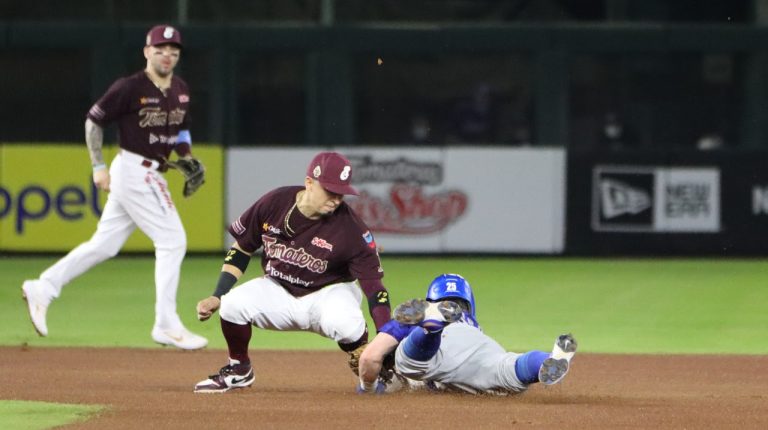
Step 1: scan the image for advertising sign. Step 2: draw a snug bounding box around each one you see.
[227,147,566,253]
[0,143,224,252]
[592,166,720,233]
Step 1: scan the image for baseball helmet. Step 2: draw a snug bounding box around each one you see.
[426,274,476,318]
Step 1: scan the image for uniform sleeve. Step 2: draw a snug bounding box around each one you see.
[379,320,418,342]
[227,202,263,253]
[347,229,384,281]
[86,78,127,126]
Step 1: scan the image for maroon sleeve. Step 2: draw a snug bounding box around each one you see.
[347,228,384,281]
[174,142,191,158]
[86,78,127,126]
[358,278,391,331]
[227,203,263,253]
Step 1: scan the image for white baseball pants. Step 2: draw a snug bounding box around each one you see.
[39,150,187,331]
[219,276,366,344]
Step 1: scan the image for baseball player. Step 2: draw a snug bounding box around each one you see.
[357,274,577,395]
[193,151,391,393]
[21,24,207,350]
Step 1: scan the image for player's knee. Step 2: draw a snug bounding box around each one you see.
[154,235,186,254]
[331,316,367,345]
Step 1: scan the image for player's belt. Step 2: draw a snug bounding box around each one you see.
[140,159,168,172]
[121,149,168,172]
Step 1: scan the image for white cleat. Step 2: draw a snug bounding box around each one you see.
[152,326,208,350]
[21,280,53,337]
[538,333,578,385]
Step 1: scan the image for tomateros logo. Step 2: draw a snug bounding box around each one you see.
[0,179,104,234]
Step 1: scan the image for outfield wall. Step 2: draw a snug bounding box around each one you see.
[226,147,566,253]
[6,144,768,255]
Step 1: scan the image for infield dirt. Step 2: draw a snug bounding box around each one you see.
[1,346,766,429]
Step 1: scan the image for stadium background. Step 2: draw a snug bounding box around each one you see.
[1,1,768,429]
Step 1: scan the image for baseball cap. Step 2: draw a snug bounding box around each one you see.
[306,152,359,196]
[146,25,183,48]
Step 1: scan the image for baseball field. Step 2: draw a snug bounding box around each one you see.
[1,256,767,429]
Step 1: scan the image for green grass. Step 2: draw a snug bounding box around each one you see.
[0,400,103,430]
[1,255,766,354]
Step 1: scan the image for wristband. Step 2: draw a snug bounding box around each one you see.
[92,163,107,172]
[224,247,251,273]
[213,271,238,298]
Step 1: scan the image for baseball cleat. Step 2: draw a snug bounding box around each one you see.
[21,279,54,337]
[393,298,463,332]
[194,362,255,393]
[152,326,208,350]
[538,333,578,385]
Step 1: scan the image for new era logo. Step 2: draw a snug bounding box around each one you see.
[592,167,655,232]
[599,178,651,219]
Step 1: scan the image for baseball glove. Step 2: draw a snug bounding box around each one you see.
[347,342,367,376]
[347,343,396,381]
[167,157,205,197]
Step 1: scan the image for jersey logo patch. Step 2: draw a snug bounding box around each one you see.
[362,230,377,249]
[231,218,246,235]
[311,236,333,251]
[178,94,190,103]
[262,223,282,235]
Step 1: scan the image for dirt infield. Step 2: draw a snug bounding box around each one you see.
[1,346,766,429]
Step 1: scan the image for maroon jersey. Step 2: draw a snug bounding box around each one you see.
[86,70,191,162]
[229,186,384,297]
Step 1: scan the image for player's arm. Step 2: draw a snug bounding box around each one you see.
[196,241,252,321]
[358,279,391,331]
[358,331,399,392]
[174,129,192,159]
[85,118,110,191]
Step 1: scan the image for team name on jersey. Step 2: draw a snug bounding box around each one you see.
[138,107,187,127]
[262,235,328,273]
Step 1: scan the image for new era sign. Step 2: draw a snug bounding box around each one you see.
[592,166,720,233]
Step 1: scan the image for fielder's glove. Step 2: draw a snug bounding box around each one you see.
[347,342,368,376]
[167,157,205,197]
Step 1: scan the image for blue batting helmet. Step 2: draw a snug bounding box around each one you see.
[426,274,476,318]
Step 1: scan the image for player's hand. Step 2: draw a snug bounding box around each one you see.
[93,169,111,192]
[196,296,221,321]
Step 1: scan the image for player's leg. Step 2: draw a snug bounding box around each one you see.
[195,277,301,393]
[307,281,367,345]
[122,169,205,350]
[305,282,369,374]
[22,196,136,336]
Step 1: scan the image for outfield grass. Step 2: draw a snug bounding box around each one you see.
[1,255,766,354]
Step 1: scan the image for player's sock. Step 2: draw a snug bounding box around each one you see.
[402,328,442,361]
[221,318,252,364]
[515,350,549,384]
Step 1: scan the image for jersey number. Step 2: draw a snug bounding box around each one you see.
[446,282,457,292]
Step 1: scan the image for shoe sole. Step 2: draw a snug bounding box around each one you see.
[393,299,428,325]
[557,334,578,354]
[539,333,578,385]
[538,357,569,385]
[21,286,47,337]
[393,299,463,326]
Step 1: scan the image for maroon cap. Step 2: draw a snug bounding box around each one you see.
[306,152,359,196]
[146,25,183,48]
